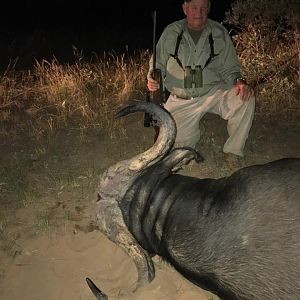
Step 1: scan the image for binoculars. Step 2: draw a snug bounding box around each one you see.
[184,66,203,88]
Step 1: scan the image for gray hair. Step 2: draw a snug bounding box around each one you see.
[184,0,211,8]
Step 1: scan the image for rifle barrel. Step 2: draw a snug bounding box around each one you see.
[152,10,157,71]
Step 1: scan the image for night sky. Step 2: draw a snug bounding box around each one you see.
[0,0,234,69]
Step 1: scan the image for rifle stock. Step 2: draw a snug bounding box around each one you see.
[144,68,163,128]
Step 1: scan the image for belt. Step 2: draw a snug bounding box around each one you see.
[171,93,193,100]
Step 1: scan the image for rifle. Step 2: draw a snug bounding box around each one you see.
[144,11,164,141]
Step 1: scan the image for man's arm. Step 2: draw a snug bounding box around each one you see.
[219,31,254,101]
[147,26,173,92]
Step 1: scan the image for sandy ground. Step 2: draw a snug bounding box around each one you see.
[0,111,299,300]
[0,231,216,300]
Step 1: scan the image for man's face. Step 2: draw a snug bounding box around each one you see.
[182,0,209,31]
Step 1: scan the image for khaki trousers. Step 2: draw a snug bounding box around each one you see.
[164,86,255,156]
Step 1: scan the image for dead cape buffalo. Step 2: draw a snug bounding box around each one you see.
[86,101,300,300]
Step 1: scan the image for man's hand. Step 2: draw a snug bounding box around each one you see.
[234,79,254,101]
[147,77,160,92]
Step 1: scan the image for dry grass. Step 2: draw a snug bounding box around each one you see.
[0,49,150,139]
[225,0,299,120]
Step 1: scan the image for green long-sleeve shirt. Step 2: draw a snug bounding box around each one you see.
[148,18,243,99]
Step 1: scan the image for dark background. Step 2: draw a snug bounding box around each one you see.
[0,0,234,69]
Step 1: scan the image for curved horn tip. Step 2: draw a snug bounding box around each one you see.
[86,277,108,300]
